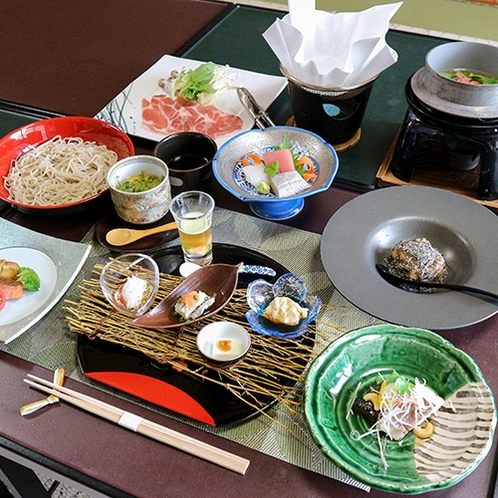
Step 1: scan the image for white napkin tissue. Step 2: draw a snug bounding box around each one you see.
[263,1,402,89]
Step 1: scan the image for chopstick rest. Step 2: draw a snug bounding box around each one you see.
[20,367,65,416]
[24,373,250,475]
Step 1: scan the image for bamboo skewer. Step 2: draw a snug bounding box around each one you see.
[24,374,250,475]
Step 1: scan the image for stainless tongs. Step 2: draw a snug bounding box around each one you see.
[237,87,275,130]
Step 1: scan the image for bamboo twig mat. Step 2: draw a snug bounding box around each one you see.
[1,207,382,491]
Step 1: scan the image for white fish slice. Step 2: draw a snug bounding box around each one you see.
[270,171,311,197]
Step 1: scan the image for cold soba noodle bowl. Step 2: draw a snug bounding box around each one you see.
[4,136,118,206]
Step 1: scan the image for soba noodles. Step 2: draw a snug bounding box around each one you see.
[4,136,119,206]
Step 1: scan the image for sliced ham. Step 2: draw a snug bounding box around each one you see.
[142,95,243,139]
[263,149,295,173]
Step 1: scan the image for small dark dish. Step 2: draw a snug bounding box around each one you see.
[0,116,134,215]
[129,263,240,329]
[154,132,217,195]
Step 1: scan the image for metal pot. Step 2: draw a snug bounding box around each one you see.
[411,42,498,118]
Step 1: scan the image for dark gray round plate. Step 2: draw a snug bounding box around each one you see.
[321,186,498,329]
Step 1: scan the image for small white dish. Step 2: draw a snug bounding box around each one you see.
[196,321,251,367]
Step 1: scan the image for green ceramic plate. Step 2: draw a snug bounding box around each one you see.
[304,324,496,494]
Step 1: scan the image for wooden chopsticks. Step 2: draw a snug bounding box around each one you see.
[24,374,250,475]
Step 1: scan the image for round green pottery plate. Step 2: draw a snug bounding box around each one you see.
[304,324,496,494]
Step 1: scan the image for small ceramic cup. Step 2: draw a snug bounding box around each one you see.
[107,155,171,224]
[196,321,251,367]
[153,132,217,195]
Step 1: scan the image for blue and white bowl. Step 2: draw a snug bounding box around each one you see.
[213,126,339,220]
[246,273,321,339]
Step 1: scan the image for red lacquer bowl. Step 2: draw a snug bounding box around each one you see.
[0,116,134,214]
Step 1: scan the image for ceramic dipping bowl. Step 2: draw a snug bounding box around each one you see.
[213,126,339,220]
[196,321,251,367]
[107,155,171,224]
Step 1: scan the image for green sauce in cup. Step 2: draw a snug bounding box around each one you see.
[116,171,164,192]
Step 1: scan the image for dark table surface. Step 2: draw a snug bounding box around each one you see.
[0,0,232,117]
[1,2,498,498]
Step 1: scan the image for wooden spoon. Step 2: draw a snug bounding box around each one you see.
[106,221,177,246]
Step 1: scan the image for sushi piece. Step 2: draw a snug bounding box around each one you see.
[263,149,295,173]
[270,170,311,197]
[174,290,215,321]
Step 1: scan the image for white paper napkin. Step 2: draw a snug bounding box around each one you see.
[263,1,402,89]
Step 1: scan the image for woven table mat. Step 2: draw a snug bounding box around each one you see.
[2,207,382,491]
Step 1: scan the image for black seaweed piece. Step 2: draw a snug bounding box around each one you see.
[353,398,379,424]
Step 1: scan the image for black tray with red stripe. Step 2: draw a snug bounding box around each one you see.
[77,243,312,427]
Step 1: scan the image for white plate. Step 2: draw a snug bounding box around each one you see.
[95,55,288,147]
[0,247,58,327]
[0,219,91,343]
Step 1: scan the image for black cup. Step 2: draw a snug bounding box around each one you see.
[153,132,217,195]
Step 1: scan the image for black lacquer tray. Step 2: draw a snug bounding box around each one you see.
[78,243,313,426]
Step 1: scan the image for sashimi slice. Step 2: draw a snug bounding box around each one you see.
[263,149,294,173]
[270,171,311,197]
[242,164,270,189]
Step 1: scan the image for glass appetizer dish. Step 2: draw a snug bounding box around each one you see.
[100,253,160,318]
[0,116,134,215]
[213,126,339,220]
[196,321,251,367]
[246,273,321,339]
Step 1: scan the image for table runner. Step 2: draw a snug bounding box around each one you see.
[1,207,382,491]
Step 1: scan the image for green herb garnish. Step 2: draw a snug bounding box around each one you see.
[17,267,40,291]
[264,161,279,177]
[174,62,218,101]
[383,372,415,395]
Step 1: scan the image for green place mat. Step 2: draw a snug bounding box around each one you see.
[1,207,382,491]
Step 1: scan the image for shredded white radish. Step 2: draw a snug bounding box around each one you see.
[351,374,444,470]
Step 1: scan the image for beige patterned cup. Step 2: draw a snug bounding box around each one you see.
[107,156,171,224]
